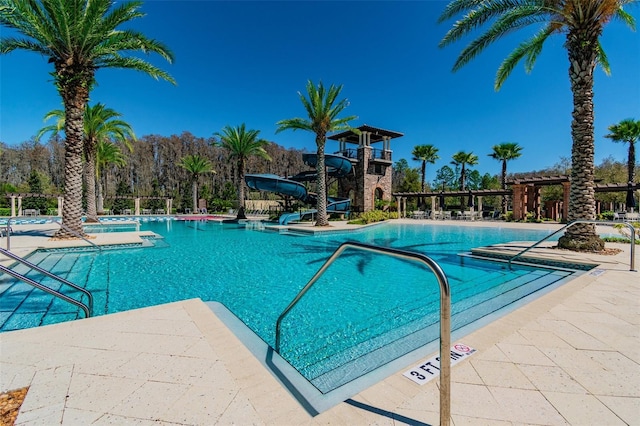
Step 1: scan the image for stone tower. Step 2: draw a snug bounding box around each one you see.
[328,125,403,213]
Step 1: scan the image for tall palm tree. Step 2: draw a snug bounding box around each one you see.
[179,154,214,214]
[605,118,640,184]
[412,144,440,192]
[96,140,127,214]
[215,124,271,220]
[276,80,357,226]
[438,0,636,251]
[451,151,479,191]
[37,104,135,222]
[489,143,523,214]
[0,0,174,237]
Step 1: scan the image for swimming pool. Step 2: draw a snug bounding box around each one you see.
[1,221,583,393]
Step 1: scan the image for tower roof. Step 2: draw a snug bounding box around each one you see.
[328,124,403,144]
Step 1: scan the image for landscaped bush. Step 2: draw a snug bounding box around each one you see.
[347,210,398,225]
[0,208,10,216]
[599,211,615,221]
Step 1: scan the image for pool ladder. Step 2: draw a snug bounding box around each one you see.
[274,242,452,426]
[0,247,93,318]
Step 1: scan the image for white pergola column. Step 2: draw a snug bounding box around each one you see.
[10,196,16,217]
[166,198,172,215]
[57,197,63,216]
[431,196,437,212]
[17,197,22,216]
[478,196,483,213]
[134,198,141,216]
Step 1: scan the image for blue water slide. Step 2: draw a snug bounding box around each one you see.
[302,153,352,177]
[327,197,351,212]
[245,174,308,201]
[279,210,317,225]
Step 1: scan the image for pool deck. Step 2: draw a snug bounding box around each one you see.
[1,219,638,425]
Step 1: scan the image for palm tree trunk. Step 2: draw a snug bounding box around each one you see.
[316,136,329,226]
[192,180,198,213]
[236,157,247,220]
[96,173,104,214]
[57,95,87,238]
[558,29,604,251]
[84,137,99,222]
[628,142,636,183]
[501,160,508,214]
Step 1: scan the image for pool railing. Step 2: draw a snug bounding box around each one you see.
[275,241,452,425]
[508,219,636,272]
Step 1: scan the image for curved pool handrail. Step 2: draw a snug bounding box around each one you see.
[508,219,636,272]
[0,264,91,318]
[275,241,451,425]
[0,247,93,316]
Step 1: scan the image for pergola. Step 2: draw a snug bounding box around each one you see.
[393,177,639,220]
[393,189,510,218]
[6,193,173,217]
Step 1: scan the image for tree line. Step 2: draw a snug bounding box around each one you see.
[2,131,635,216]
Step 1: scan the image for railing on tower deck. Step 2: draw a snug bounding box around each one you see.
[335,148,357,159]
[370,148,391,161]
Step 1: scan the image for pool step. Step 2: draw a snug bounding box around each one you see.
[469,246,597,270]
[280,267,573,394]
[0,251,100,332]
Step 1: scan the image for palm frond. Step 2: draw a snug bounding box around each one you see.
[495,25,553,90]
[451,6,548,72]
[440,0,540,48]
[613,6,636,30]
[596,41,611,75]
[96,56,176,84]
[438,0,486,23]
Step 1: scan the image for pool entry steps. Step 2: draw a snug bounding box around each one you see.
[0,249,101,331]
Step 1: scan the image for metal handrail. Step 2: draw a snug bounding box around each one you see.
[0,264,91,318]
[508,220,636,272]
[0,247,93,315]
[275,241,452,425]
[4,216,17,250]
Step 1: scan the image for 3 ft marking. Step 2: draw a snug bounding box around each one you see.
[403,343,476,385]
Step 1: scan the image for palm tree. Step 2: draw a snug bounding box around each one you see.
[179,154,214,214]
[0,0,174,237]
[438,0,636,251]
[37,104,135,222]
[451,151,479,191]
[215,124,271,220]
[96,140,127,214]
[605,118,640,184]
[412,144,440,192]
[276,80,357,226]
[489,143,523,214]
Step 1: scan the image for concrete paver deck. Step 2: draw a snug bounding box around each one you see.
[1,219,638,425]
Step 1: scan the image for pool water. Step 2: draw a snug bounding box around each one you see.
[1,221,579,393]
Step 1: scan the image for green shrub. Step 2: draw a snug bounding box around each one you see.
[599,211,615,221]
[347,210,397,225]
[0,208,10,217]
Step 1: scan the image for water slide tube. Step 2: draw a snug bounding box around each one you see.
[245,154,353,225]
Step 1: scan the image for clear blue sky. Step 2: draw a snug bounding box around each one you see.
[1,1,639,184]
